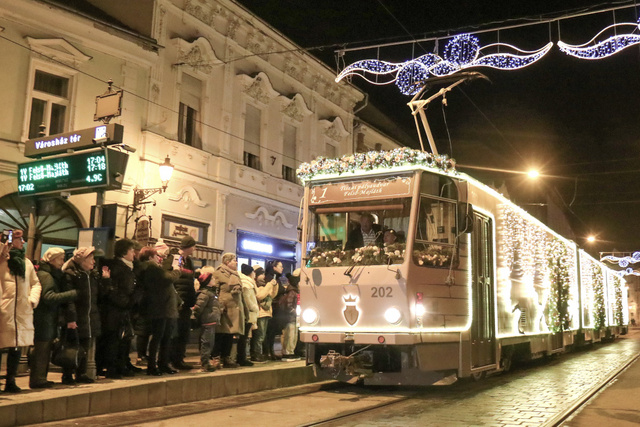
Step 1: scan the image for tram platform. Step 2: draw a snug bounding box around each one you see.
[564,326,640,426]
[0,345,314,426]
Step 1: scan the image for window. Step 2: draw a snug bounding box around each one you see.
[178,74,202,149]
[244,104,261,170]
[413,172,459,268]
[325,142,336,159]
[28,70,70,138]
[282,123,298,183]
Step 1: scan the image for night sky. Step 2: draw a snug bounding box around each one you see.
[236,0,640,254]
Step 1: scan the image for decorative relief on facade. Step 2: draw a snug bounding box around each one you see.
[284,55,308,81]
[319,117,350,142]
[26,38,91,67]
[245,206,294,229]
[168,185,209,210]
[227,17,241,40]
[279,93,312,122]
[236,72,279,104]
[156,4,167,40]
[246,30,268,55]
[172,37,222,74]
[185,0,221,26]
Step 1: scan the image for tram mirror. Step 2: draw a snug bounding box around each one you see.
[458,203,474,233]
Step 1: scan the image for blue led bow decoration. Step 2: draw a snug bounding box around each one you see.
[601,252,640,268]
[557,18,640,59]
[335,34,553,95]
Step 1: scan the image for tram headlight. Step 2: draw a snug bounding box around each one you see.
[415,303,426,317]
[384,307,402,325]
[302,308,319,325]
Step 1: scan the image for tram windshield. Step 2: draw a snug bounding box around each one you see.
[306,197,411,267]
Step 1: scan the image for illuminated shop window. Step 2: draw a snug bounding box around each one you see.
[243,104,261,170]
[178,73,202,149]
[28,70,70,139]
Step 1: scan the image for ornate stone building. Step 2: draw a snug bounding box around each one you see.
[0,0,402,269]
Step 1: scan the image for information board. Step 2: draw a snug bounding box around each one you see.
[18,148,128,196]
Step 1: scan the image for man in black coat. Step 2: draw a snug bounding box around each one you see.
[170,235,197,370]
[344,213,383,250]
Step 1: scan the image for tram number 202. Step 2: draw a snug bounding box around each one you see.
[371,286,393,298]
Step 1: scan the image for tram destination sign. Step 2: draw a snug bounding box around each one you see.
[24,123,124,158]
[309,176,414,205]
[18,148,129,196]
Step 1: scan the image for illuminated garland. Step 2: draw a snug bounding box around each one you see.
[613,275,624,327]
[546,239,572,332]
[558,20,640,60]
[592,264,606,331]
[296,147,456,182]
[336,34,552,95]
[601,251,640,268]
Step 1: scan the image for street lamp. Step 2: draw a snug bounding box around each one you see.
[133,155,174,206]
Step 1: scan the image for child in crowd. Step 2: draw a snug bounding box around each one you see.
[193,267,221,372]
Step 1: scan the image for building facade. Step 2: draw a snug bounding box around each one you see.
[0,0,402,268]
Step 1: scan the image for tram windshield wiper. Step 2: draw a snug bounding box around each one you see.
[344,259,361,278]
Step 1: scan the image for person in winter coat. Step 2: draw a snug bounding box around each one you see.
[100,238,138,378]
[264,260,285,360]
[137,246,181,376]
[30,248,77,389]
[250,265,277,363]
[281,269,301,360]
[0,230,42,393]
[193,268,221,372]
[62,246,105,384]
[171,235,197,370]
[213,253,244,368]
[238,264,259,366]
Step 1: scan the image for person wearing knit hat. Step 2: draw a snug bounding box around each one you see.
[170,235,197,370]
[253,265,265,280]
[238,264,259,366]
[31,247,76,389]
[193,266,221,372]
[60,245,106,385]
[0,229,41,392]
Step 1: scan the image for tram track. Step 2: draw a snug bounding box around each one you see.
[548,352,640,426]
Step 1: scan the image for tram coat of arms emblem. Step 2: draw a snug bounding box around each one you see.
[343,295,359,325]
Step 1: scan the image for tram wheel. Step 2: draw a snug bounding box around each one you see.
[470,371,486,382]
[500,354,512,373]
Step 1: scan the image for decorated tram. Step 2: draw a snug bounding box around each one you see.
[296,148,628,385]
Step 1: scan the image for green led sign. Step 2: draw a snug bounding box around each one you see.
[18,148,129,196]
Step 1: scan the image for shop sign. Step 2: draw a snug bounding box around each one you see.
[309,176,414,205]
[161,215,208,245]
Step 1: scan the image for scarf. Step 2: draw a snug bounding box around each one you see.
[119,257,134,270]
[8,248,26,278]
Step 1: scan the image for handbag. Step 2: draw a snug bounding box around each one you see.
[259,295,273,311]
[51,328,86,370]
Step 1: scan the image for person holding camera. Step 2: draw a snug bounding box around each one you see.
[0,229,42,393]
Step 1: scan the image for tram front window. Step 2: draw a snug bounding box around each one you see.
[306,198,411,267]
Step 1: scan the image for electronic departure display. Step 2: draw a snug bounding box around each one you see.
[18,148,128,196]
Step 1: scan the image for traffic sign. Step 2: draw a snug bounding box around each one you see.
[24,123,124,158]
[18,148,129,196]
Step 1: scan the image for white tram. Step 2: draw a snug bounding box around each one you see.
[297,148,628,385]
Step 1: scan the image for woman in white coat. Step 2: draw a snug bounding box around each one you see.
[0,230,41,393]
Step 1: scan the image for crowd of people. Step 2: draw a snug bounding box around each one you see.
[0,230,303,393]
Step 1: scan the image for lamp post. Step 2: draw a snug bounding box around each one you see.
[126,156,174,239]
[132,155,174,207]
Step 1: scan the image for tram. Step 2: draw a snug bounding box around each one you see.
[297,148,628,385]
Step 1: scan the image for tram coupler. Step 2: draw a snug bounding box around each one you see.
[318,350,373,380]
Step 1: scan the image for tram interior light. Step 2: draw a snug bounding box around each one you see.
[384,307,402,325]
[302,308,319,325]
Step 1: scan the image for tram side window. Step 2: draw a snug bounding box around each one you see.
[413,197,456,268]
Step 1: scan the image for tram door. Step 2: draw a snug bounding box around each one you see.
[471,212,496,368]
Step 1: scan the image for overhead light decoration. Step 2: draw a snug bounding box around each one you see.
[557,19,640,60]
[601,252,640,268]
[335,34,553,95]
